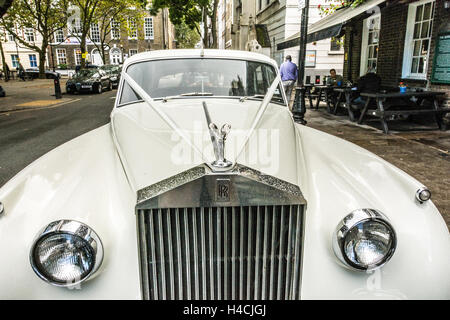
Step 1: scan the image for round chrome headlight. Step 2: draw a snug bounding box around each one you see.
[333,209,396,271]
[30,220,103,287]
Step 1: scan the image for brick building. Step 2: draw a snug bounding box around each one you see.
[340,0,449,106]
[277,0,450,108]
[47,8,174,70]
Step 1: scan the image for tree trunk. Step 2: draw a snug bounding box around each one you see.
[211,0,219,49]
[203,8,208,48]
[38,41,48,79]
[0,37,8,81]
[80,36,87,68]
[100,44,106,65]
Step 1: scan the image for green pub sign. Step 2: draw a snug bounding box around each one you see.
[431,31,450,84]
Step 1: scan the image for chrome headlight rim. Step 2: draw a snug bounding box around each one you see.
[333,209,397,272]
[30,220,104,287]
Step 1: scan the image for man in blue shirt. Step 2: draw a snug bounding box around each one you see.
[279,55,298,106]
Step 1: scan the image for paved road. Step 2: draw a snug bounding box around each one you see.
[0,90,116,187]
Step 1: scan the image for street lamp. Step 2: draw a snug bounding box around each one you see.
[292,0,310,125]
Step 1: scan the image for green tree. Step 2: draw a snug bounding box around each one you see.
[150,0,219,48]
[0,0,68,78]
[87,0,146,64]
[174,22,200,48]
[67,0,101,68]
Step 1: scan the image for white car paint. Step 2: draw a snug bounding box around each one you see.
[0,49,448,299]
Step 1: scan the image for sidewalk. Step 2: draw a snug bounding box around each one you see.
[305,105,450,230]
[0,78,71,113]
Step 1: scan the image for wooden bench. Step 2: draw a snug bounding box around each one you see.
[359,91,448,134]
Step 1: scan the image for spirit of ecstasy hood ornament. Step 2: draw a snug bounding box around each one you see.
[202,101,233,171]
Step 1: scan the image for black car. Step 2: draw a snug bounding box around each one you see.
[99,65,122,89]
[25,68,60,79]
[0,85,5,97]
[66,69,112,94]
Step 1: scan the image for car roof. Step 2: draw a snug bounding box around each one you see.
[122,49,278,69]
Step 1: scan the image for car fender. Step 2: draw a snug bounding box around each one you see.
[295,124,450,299]
[0,124,141,299]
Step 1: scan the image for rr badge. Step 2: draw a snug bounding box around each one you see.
[216,179,231,202]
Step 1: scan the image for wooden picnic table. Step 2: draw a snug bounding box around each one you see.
[358,91,450,134]
[306,84,335,112]
[332,87,359,121]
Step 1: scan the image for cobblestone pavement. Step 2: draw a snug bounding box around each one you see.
[305,106,450,230]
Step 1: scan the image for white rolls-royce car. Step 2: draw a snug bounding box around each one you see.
[0,50,448,300]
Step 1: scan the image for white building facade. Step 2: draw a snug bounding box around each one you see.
[0,27,48,72]
[219,0,344,83]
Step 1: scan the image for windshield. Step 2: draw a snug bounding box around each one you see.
[119,58,285,105]
[101,65,121,73]
[76,69,97,77]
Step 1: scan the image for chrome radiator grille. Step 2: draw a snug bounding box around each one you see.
[137,205,304,300]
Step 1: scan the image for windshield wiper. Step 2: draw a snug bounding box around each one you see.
[239,94,266,102]
[180,92,214,96]
[160,92,214,102]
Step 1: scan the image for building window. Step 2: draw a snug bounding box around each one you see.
[56,49,67,65]
[7,31,15,42]
[74,49,82,65]
[402,0,435,79]
[360,14,380,76]
[11,54,19,68]
[29,54,37,67]
[144,17,154,39]
[55,30,65,43]
[128,18,137,39]
[24,28,35,42]
[111,19,120,39]
[330,37,343,52]
[110,48,121,65]
[129,49,138,56]
[90,23,100,43]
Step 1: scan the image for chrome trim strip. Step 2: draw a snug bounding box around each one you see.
[224,207,229,299]
[184,208,192,300]
[269,206,277,300]
[217,207,222,300]
[157,209,167,299]
[239,207,245,300]
[209,207,215,300]
[292,206,302,300]
[139,212,151,300]
[261,206,270,299]
[231,207,237,300]
[277,206,286,300]
[254,206,261,300]
[200,208,207,299]
[166,211,175,300]
[246,207,253,299]
[175,209,183,300]
[148,211,158,299]
[192,209,200,300]
[284,205,294,300]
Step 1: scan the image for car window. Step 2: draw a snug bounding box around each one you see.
[119,58,285,106]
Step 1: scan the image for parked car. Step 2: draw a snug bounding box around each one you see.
[24,67,60,79]
[99,64,122,88]
[0,85,5,97]
[66,68,112,94]
[0,49,448,299]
